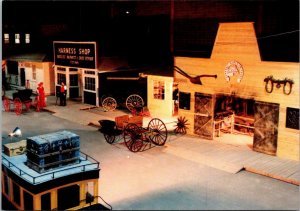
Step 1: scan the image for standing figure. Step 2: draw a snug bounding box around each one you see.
[60,82,67,106]
[37,82,46,108]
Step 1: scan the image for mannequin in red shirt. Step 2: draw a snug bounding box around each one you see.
[60,82,67,106]
[37,82,46,108]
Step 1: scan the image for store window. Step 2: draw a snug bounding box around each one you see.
[3,174,10,196]
[12,182,21,205]
[153,80,165,100]
[179,92,191,110]
[84,70,95,75]
[4,33,9,44]
[32,65,36,80]
[70,74,78,86]
[85,77,95,91]
[23,191,33,210]
[57,73,66,84]
[69,68,78,72]
[57,184,80,210]
[41,192,51,210]
[15,34,20,44]
[85,182,94,203]
[7,60,18,75]
[57,67,66,71]
[25,34,30,44]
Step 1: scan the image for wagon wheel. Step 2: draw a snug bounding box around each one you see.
[148,118,168,146]
[13,98,22,115]
[126,94,144,112]
[102,97,117,111]
[100,94,112,106]
[174,116,189,134]
[104,134,116,144]
[3,96,10,112]
[123,123,144,152]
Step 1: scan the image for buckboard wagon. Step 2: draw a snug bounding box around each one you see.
[99,115,168,152]
[2,88,44,115]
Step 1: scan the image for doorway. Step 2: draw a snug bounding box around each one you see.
[253,101,279,155]
[20,68,25,87]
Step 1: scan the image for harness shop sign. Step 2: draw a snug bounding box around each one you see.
[54,41,97,69]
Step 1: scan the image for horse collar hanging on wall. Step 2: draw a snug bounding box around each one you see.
[224,60,244,83]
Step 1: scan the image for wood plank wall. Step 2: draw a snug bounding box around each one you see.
[175,22,299,161]
[147,75,174,117]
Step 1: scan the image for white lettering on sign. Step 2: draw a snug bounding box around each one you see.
[67,55,78,60]
[57,55,66,59]
[58,48,77,54]
[70,60,79,65]
[85,56,94,61]
[79,48,91,55]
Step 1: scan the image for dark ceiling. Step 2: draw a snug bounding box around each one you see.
[2,0,299,63]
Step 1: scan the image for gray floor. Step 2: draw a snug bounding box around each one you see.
[2,108,299,210]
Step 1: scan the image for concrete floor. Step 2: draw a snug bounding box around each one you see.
[2,107,299,210]
[2,92,299,209]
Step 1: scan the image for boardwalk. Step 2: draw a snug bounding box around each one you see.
[163,134,299,185]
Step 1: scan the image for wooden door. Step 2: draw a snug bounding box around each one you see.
[253,101,279,155]
[194,92,214,139]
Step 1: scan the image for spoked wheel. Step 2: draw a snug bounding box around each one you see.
[148,118,168,146]
[126,94,144,112]
[13,98,22,115]
[102,97,117,111]
[123,123,144,152]
[100,95,110,105]
[174,116,189,134]
[104,134,116,144]
[3,97,10,112]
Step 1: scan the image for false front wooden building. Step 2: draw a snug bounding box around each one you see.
[174,22,299,161]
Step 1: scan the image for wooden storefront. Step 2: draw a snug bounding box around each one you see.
[175,22,299,160]
[53,41,97,104]
[3,55,54,95]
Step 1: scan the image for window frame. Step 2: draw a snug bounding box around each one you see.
[25,33,30,44]
[15,33,20,44]
[4,33,9,44]
[153,80,165,100]
[84,77,95,91]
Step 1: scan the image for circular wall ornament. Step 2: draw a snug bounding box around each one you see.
[224,60,244,83]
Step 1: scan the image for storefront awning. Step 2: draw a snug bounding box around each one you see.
[4,53,49,62]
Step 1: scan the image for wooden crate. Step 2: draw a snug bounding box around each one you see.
[115,115,129,129]
[3,140,27,157]
[115,115,143,129]
[128,116,143,127]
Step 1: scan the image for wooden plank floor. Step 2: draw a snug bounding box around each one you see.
[164,133,299,185]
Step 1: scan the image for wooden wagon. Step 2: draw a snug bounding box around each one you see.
[98,115,168,152]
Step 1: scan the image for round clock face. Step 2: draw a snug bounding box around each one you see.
[224,60,244,83]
